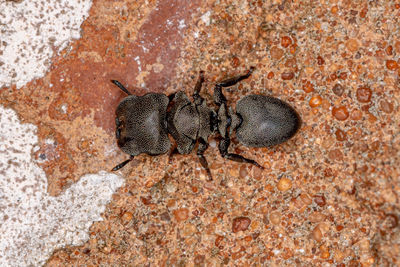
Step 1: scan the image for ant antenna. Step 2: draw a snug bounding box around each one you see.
[111,80,132,95]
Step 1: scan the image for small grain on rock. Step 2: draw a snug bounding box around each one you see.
[309,95,323,107]
[239,165,248,178]
[281,36,292,48]
[317,56,325,65]
[160,212,171,221]
[332,106,349,120]
[232,216,251,233]
[313,195,326,207]
[332,83,344,96]
[302,80,314,93]
[346,39,359,52]
[386,60,398,70]
[379,99,394,113]
[339,72,347,80]
[356,87,372,103]
[277,177,292,191]
[335,129,347,141]
[269,211,281,225]
[173,208,189,222]
[281,71,295,80]
[309,212,326,223]
[252,166,263,181]
[270,46,284,60]
[183,223,197,237]
[194,255,205,265]
[312,226,323,242]
[328,149,344,161]
[350,109,363,120]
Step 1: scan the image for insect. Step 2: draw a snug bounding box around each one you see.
[111,67,301,180]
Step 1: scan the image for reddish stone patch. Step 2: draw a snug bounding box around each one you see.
[124,0,201,90]
[49,0,201,134]
[0,0,202,192]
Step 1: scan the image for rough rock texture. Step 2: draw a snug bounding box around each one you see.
[1,0,400,266]
[0,106,124,266]
[0,0,92,88]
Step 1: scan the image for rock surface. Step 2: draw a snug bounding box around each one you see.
[0,0,399,266]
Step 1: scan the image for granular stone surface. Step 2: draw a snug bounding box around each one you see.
[1,0,399,266]
[0,0,92,88]
[0,106,124,266]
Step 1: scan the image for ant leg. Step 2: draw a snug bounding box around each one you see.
[168,145,179,164]
[193,71,205,104]
[111,155,134,171]
[218,138,264,169]
[214,67,255,106]
[168,93,176,102]
[111,80,132,95]
[213,84,227,106]
[217,67,255,87]
[197,138,213,180]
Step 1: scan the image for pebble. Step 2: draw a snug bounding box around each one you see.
[281,36,292,48]
[239,165,248,178]
[183,223,197,237]
[277,177,292,191]
[379,99,393,113]
[252,166,263,181]
[356,87,372,103]
[173,208,189,222]
[308,212,326,223]
[269,211,281,225]
[160,212,171,221]
[302,80,314,93]
[299,193,312,206]
[312,226,323,242]
[270,46,284,60]
[386,60,398,70]
[332,83,344,96]
[281,71,295,80]
[335,129,347,141]
[346,39,359,52]
[309,95,323,107]
[232,216,251,233]
[317,55,325,65]
[328,149,344,161]
[313,195,326,207]
[350,109,363,120]
[332,106,349,120]
[320,250,330,259]
[334,249,345,263]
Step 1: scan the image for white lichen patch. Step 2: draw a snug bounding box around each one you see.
[0,105,124,266]
[0,0,92,89]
